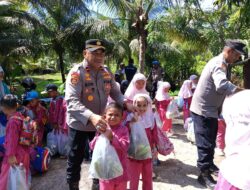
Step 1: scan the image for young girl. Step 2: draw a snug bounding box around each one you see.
[0,95,30,190]
[215,90,250,190]
[90,103,130,190]
[124,73,149,103]
[46,84,68,156]
[155,82,173,133]
[216,115,226,156]
[128,94,155,190]
[178,80,193,122]
[26,90,47,146]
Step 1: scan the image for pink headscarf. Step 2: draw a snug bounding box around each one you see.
[133,93,154,129]
[155,81,171,101]
[219,90,250,190]
[178,80,193,99]
[124,73,149,101]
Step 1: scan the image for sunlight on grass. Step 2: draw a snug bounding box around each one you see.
[15,73,64,98]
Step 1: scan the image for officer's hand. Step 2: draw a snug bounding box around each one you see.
[89,114,107,133]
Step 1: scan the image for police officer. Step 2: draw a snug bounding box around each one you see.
[65,39,133,190]
[190,39,246,189]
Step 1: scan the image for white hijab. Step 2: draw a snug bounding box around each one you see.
[155,81,171,101]
[124,73,149,101]
[178,80,193,99]
[133,93,154,129]
[219,90,250,190]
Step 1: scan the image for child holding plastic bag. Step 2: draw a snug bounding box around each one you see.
[127,94,155,190]
[25,90,47,146]
[45,84,68,157]
[124,73,149,103]
[215,90,250,190]
[155,82,173,133]
[0,95,30,190]
[178,80,193,122]
[89,103,129,190]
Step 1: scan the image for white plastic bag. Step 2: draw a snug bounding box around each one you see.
[89,135,123,180]
[154,112,163,129]
[46,130,58,156]
[176,96,184,109]
[8,165,29,190]
[166,99,180,119]
[187,118,195,143]
[57,132,68,156]
[128,121,152,160]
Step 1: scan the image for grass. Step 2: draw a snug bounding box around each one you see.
[14,73,63,98]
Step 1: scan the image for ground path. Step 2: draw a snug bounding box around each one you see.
[31,116,223,190]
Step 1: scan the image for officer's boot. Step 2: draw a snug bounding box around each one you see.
[209,163,219,176]
[197,170,216,190]
[91,178,99,190]
[69,182,79,190]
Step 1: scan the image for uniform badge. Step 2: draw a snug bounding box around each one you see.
[87,95,94,101]
[85,88,92,94]
[71,72,80,85]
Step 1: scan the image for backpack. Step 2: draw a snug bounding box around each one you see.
[31,147,50,173]
[11,116,38,146]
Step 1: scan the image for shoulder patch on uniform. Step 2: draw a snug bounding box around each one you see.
[71,72,80,85]
[219,62,227,72]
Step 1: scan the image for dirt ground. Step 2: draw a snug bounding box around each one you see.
[31,117,224,190]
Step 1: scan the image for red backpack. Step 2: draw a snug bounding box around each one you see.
[11,116,38,146]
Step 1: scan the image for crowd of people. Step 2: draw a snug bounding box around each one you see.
[0,38,249,190]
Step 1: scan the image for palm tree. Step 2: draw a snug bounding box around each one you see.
[95,0,174,73]
[27,0,92,82]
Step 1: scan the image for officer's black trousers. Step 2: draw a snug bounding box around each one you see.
[191,112,218,172]
[66,128,89,184]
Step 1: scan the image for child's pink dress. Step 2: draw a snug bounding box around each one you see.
[216,118,226,151]
[155,100,172,132]
[0,112,30,190]
[48,96,67,133]
[28,104,47,146]
[90,123,130,190]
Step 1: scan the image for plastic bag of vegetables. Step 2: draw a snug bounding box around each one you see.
[89,134,123,180]
[128,121,152,160]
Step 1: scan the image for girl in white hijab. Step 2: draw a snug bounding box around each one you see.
[178,80,193,122]
[128,93,155,190]
[124,73,149,103]
[215,90,250,190]
[155,82,173,133]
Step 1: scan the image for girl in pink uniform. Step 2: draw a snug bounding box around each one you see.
[178,80,193,122]
[0,95,30,190]
[47,84,67,134]
[128,94,155,190]
[90,103,130,190]
[155,82,172,132]
[215,90,250,190]
[26,90,47,146]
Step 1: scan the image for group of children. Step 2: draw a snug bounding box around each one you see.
[89,72,175,190]
[0,83,67,190]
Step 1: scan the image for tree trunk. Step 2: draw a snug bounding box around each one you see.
[58,51,66,83]
[139,31,146,73]
[243,60,250,89]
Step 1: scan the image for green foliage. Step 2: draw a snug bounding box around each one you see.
[15,73,63,97]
